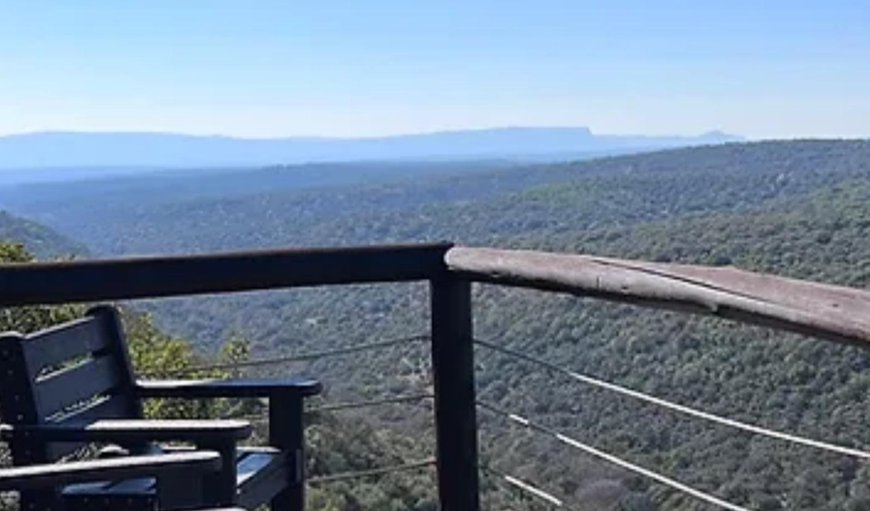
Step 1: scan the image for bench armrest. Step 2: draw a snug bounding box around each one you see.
[136,378,321,399]
[0,451,222,491]
[0,419,251,443]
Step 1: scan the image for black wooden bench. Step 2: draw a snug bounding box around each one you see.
[0,305,321,511]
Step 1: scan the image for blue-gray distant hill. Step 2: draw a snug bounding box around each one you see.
[0,127,741,171]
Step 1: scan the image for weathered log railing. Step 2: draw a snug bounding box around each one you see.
[3,242,870,510]
[447,247,870,348]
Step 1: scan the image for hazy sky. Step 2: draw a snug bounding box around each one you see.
[2,1,868,139]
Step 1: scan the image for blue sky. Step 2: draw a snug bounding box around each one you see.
[1,1,868,139]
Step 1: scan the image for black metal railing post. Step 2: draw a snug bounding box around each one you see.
[430,275,480,511]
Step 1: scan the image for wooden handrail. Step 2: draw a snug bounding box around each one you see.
[446,246,870,349]
[0,243,452,306]
[4,242,870,348]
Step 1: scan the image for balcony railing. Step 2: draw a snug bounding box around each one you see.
[2,242,869,510]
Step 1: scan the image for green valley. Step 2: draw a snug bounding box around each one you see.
[3,140,870,509]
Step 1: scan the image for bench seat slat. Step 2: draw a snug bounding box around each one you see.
[0,452,221,491]
[62,449,284,507]
[45,397,135,460]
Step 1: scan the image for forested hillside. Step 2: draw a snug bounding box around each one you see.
[0,211,87,259]
[3,140,870,509]
[4,140,866,256]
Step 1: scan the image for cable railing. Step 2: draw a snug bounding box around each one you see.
[190,329,870,509]
[478,401,752,511]
[6,243,870,510]
[187,334,434,423]
[306,393,434,414]
[308,458,435,486]
[175,328,869,511]
[481,464,574,509]
[140,334,430,378]
[229,393,435,424]
[474,337,870,461]
[192,330,870,510]
[472,334,870,509]
[181,333,438,491]
[141,316,870,511]
[229,389,435,489]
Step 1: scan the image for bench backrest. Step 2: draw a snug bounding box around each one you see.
[0,306,142,463]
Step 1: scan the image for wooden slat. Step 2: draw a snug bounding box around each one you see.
[44,441,85,462]
[0,243,452,306]
[63,450,228,510]
[16,419,253,443]
[22,317,108,376]
[137,378,321,399]
[0,452,221,491]
[60,480,113,495]
[99,476,156,494]
[52,396,133,426]
[35,356,121,420]
[45,397,134,460]
[446,246,870,349]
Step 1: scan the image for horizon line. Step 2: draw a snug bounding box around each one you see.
[0,125,743,141]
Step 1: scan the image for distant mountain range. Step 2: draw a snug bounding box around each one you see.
[0,127,742,170]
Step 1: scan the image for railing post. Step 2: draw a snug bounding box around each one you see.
[430,275,480,511]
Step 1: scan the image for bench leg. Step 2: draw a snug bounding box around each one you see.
[196,442,238,508]
[156,468,207,510]
[269,393,304,511]
[19,490,60,511]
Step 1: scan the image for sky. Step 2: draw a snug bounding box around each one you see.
[1,1,869,139]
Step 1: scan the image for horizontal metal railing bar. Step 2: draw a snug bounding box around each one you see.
[0,242,452,306]
[227,393,435,421]
[308,393,434,414]
[477,400,751,511]
[307,458,435,485]
[475,338,870,460]
[480,465,572,509]
[141,334,429,378]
